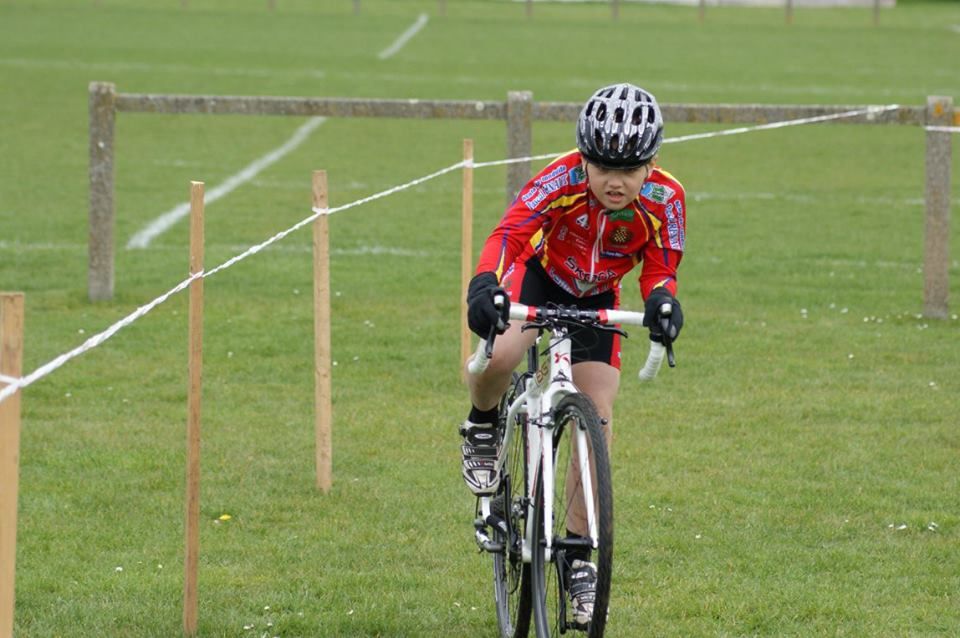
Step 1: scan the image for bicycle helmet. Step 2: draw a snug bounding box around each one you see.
[576,83,664,169]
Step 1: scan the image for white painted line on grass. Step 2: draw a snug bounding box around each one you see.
[127,117,326,249]
[378,13,429,60]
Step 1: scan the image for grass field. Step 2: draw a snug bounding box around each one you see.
[2,0,959,636]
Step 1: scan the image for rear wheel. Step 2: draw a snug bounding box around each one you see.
[530,393,613,638]
[492,373,532,638]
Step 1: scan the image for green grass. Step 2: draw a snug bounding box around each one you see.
[2,0,959,636]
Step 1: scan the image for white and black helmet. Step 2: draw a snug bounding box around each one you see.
[576,83,664,169]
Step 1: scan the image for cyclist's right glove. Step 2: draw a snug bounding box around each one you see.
[643,288,683,344]
[467,272,510,338]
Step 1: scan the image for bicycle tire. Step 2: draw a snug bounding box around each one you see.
[530,393,613,638]
[492,373,533,638]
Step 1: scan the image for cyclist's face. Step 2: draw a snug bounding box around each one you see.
[584,161,651,210]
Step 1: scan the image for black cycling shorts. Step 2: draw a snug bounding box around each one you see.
[501,257,621,369]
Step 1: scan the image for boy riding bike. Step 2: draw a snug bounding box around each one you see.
[460,82,686,627]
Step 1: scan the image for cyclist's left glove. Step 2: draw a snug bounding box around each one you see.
[467,272,510,338]
[643,288,683,344]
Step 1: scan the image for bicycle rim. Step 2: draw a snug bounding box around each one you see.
[531,394,613,638]
[493,373,532,638]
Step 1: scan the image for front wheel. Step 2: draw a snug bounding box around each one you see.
[531,394,613,638]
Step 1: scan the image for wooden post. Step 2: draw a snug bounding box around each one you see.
[0,293,24,638]
[353,0,360,15]
[923,96,953,319]
[873,0,880,26]
[313,171,333,493]
[506,91,533,205]
[88,81,116,301]
[437,0,446,17]
[183,182,204,637]
[525,0,532,19]
[699,0,706,23]
[786,0,793,24]
[461,140,474,372]
[611,0,619,21]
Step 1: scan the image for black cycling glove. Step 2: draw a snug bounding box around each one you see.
[643,288,683,344]
[467,272,510,338]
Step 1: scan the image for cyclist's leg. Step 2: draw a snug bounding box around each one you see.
[461,259,538,496]
[465,319,537,411]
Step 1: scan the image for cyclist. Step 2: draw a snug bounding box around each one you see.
[460,82,685,626]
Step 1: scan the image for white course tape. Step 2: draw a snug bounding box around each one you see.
[0,374,20,386]
[0,272,202,404]
[925,126,960,134]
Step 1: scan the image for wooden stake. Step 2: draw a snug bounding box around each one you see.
[0,293,24,638]
[183,182,204,636]
[313,171,333,493]
[461,140,474,373]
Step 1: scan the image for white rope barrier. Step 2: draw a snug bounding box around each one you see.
[0,103,910,405]
[0,272,202,404]
[926,126,960,134]
[471,105,899,168]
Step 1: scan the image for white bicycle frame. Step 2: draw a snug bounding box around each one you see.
[468,303,666,564]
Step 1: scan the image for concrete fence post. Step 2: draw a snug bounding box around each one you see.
[506,91,533,205]
[88,81,116,302]
[923,95,953,319]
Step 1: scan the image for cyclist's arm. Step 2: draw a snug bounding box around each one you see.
[475,153,580,280]
[638,185,685,299]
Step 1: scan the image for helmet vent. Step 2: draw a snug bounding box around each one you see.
[596,103,607,122]
[614,107,625,124]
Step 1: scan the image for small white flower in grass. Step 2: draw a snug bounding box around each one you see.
[228,351,234,358]
[293,289,300,295]
[841,308,848,314]
[848,354,855,360]
[454,602,461,608]
[78,328,85,334]
[65,392,71,398]
[353,356,359,362]
[896,524,908,531]
[927,522,939,532]
[263,606,270,611]
[336,291,342,297]
[471,606,478,611]
[115,566,123,572]
[347,609,354,616]
[243,624,254,630]
[929,381,938,389]
[695,534,702,540]
[157,564,163,569]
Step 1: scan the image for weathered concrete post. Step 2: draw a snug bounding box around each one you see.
[923,96,953,318]
[506,91,533,205]
[88,81,116,302]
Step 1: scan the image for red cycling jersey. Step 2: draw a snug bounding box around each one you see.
[476,150,685,303]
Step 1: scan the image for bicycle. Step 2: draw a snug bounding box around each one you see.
[467,299,675,638]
